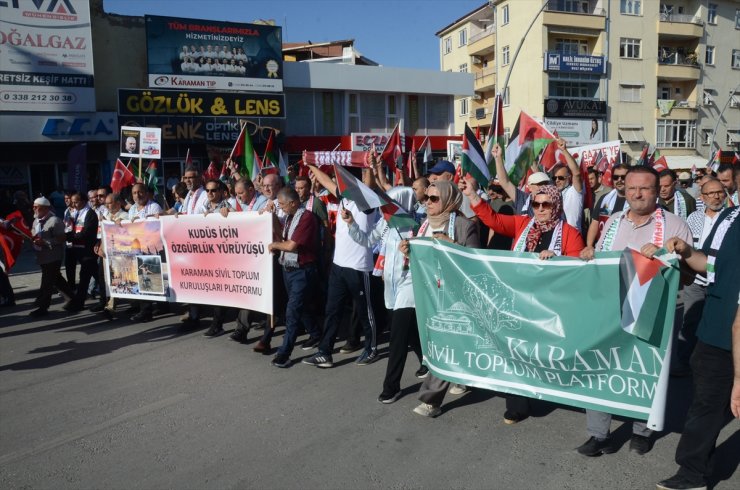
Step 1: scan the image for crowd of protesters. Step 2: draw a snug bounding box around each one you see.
[6,141,740,490]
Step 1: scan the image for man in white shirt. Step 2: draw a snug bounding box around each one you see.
[550,139,583,231]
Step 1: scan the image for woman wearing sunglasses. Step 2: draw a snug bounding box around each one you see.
[460,173,585,423]
[400,180,480,418]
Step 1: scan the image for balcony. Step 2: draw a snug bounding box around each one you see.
[473,67,496,92]
[468,26,495,56]
[657,53,701,80]
[655,99,699,119]
[543,1,606,31]
[470,99,493,123]
[658,13,704,39]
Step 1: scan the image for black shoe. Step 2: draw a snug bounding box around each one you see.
[301,336,321,350]
[102,308,114,321]
[203,325,224,338]
[629,434,652,455]
[378,391,401,404]
[29,308,48,317]
[355,349,378,365]
[271,354,291,368]
[302,352,334,368]
[576,436,615,457]
[229,325,249,343]
[415,365,429,378]
[339,341,362,354]
[131,312,153,322]
[503,410,528,425]
[656,474,707,490]
[89,304,105,313]
[63,300,83,312]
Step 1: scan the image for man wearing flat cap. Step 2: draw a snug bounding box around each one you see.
[31,197,73,316]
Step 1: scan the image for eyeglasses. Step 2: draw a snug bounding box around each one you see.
[424,195,441,203]
[701,190,724,198]
[612,175,627,181]
[532,201,554,210]
[553,176,568,181]
[205,188,219,193]
[96,194,106,198]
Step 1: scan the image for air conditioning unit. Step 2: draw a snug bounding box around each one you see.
[472,94,482,100]
[471,56,482,64]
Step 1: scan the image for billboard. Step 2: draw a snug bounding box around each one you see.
[545,118,604,147]
[118,88,285,118]
[145,15,283,92]
[544,52,606,74]
[0,0,95,112]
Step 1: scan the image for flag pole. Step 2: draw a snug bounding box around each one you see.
[138,156,142,181]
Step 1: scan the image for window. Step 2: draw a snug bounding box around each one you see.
[348,93,360,133]
[730,94,740,108]
[736,9,740,29]
[459,29,467,47]
[502,5,509,25]
[619,83,643,102]
[386,95,399,130]
[703,89,714,106]
[705,46,715,65]
[502,45,510,65]
[701,129,713,145]
[502,87,510,106]
[555,38,588,55]
[656,120,696,148]
[727,130,740,147]
[443,37,452,55]
[733,49,740,69]
[620,38,641,59]
[549,72,601,99]
[620,0,642,15]
[707,4,717,25]
[459,63,468,73]
[460,98,469,116]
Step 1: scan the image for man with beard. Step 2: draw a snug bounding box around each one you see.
[582,164,629,252]
[716,163,739,207]
[30,198,74,316]
[658,169,696,220]
[64,192,99,313]
[550,138,584,231]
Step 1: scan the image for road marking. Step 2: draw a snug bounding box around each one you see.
[0,392,189,465]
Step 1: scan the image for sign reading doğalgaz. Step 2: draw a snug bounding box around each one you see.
[160,212,273,314]
[118,89,285,118]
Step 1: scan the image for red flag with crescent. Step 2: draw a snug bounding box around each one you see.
[111,159,135,193]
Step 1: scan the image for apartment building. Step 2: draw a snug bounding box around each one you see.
[437,0,740,167]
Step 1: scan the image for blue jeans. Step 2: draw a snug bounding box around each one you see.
[277,265,320,357]
[318,264,376,356]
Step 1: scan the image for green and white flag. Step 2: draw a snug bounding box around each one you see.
[409,239,679,429]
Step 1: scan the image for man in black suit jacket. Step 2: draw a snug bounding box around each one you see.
[65,192,99,312]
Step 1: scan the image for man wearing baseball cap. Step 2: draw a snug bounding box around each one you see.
[426,160,456,182]
[30,197,73,316]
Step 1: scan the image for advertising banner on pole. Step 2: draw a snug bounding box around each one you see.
[409,239,679,429]
[160,212,273,314]
[145,15,283,92]
[0,0,95,112]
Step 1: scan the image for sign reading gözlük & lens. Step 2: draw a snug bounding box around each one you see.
[118,89,285,118]
[0,0,95,111]
[544,51,605,74]
[409,240,679,429]
[145,15,283,92]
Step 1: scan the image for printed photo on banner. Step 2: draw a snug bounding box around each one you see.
[159,212,273,314]
[101,219,171,302]
[120,127,141,158]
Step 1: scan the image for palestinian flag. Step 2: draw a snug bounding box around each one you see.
[219,162,230,183]
[461,123,490,185]
[484,93,506,174]
[278,150,290,183]
[504,111,556,187]
[263,130,278,168]
[376,189,418,230]
[230,124,261,179]
[111,158,135,193]
[619,247,669,346]
[708,148,722,172]
[334,164,386,212]
[145,160,159,194]
[419,136,433,164]
[380,123,402,174]
[636,144,650,166]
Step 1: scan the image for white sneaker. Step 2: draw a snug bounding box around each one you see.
[449,384,469,395]
[413,403,441,418]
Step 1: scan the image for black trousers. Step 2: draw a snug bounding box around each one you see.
[71,251,97,305]
[0,270,14,304]
[37,260,73,311]
[675,341,734,485]
[382,307,422,394]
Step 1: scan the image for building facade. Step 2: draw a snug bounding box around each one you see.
[437,0,740,167]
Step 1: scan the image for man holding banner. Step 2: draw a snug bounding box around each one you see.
[579,166,691,456]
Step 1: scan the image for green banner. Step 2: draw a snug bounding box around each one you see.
[409,239,679,430]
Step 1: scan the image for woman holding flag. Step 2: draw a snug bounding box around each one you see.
[343,186,424,404]
[400,180,479,417]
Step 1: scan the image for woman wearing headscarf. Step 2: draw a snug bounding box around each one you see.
[343,186,424,403]
[400,180,480,417]
[460,173,584,424]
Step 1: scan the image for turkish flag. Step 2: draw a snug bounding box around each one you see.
[0,211,30,271]
[111,159,135,193]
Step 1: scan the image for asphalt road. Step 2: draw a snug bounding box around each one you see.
[1,250,738,490]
